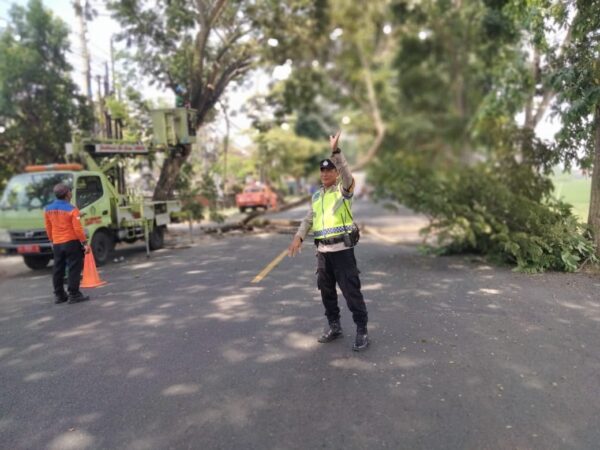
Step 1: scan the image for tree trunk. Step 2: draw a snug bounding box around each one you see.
[587,103,600,254]
[141,0,251,202]
[150,52,251,200]
[351,45,386,172]
[152,144,192,201]
[151,62,248,201]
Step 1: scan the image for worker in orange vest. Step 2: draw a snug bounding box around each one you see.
[44,183,90,304]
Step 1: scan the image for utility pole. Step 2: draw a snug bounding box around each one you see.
[96,75,105,137]
[110,37,120,100]
[74,0,92,101]
[95,75,102,105]
[104,62,110,97]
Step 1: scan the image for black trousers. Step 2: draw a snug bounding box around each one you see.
[52,240,84,296]
[316,248,368,328]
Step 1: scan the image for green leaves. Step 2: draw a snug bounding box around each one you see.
[0,0,92,189]
[373,151,597,273]
[107,0,331,199]
[368,0,600,270]
[551,0,600,166]
[254,127,324,184]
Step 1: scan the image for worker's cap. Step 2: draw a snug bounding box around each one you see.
[53,183,71,198]
[319,159,336,171]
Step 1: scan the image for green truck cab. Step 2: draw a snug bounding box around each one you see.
[0,166,179,269]
[0,108,194,269]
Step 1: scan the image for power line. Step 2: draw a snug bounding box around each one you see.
[68,38,110,63]
[68,54,104,67]
[68,48,108,65]
[87,41,111,59]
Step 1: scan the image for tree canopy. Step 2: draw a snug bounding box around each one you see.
[0,0,91,189]
[107,0,329,199]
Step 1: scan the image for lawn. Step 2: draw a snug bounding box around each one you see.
[551,171,590,221]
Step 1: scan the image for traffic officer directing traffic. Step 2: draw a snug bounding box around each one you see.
[44,183,90,304]
[288,130,369,351]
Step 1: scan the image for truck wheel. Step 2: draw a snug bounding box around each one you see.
[92,230,114,266]
[149,225,165,250]
[23,255,51,270]
[239,206,246,213]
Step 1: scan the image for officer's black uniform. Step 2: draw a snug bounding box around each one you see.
[317,247,367,330]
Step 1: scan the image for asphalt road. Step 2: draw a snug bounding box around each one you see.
[1,211,600,449]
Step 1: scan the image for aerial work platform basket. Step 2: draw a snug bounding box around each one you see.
[150,108,197,147]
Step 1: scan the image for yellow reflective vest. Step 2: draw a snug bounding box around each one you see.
[312,184,354,240]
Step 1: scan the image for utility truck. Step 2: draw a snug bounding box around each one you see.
[0,108,195,269]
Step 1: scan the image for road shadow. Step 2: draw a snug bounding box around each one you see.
[1,234,599,449]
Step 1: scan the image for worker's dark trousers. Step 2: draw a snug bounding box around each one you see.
[316,248,368,329]
[52,240,84,296]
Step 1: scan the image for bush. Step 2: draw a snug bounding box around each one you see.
[373,155,597,272]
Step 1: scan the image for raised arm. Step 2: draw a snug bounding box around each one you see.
[329,131,354,197]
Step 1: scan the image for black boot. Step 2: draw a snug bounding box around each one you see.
[353,327,369,351]
[318,321,343,343]
[54,293,68,304]
[68,291,90,304]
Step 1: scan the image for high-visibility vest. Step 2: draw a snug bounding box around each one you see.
[312,184,354,239]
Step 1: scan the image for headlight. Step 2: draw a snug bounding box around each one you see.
[0,228,10,243]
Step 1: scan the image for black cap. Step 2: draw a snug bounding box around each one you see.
[53,183,71,198]
[319,159,336,170]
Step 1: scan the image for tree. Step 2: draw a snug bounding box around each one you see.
[387,0,526,165]
[325,0,394,170]
[0,0,92,189]
[362,0,600,273]
[254,126,323,186]
[256,0,394,170]
[107,0,327,200]
[258,0,517,170]
[551,0,600,251]
[471,0,578,165]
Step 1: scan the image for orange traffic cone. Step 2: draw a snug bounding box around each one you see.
[81,251,107,288]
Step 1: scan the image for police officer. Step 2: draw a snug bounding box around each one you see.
[44,183,90,304]
[288,131,369,351]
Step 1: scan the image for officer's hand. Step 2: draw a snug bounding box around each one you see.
[287,236,303,257]
[329,130,341,151]
[84,245,91,254]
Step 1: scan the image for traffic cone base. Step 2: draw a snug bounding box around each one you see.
[81,252,107,288]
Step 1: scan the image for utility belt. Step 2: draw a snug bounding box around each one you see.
[314,226,360,247]
[314,235,346,246]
